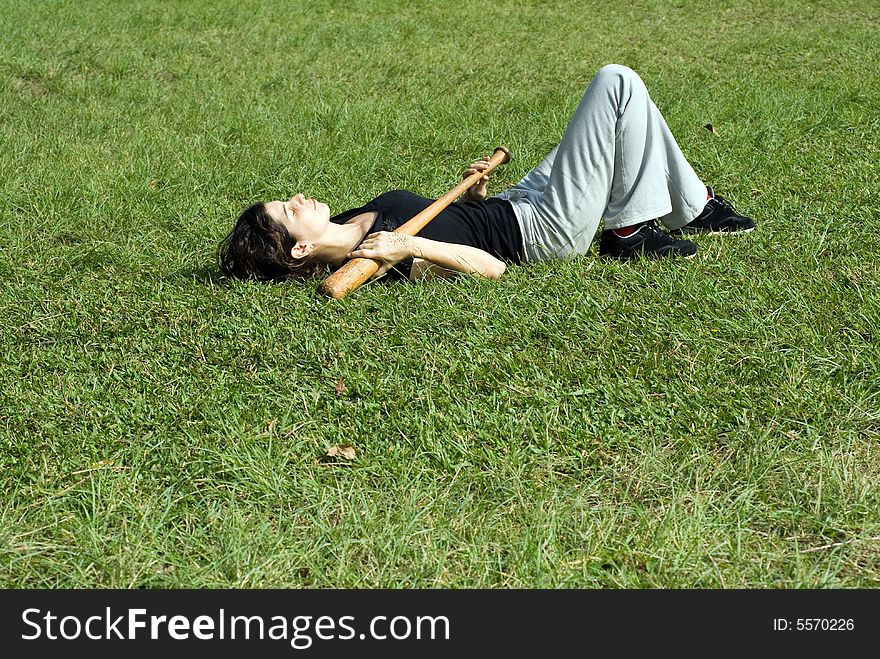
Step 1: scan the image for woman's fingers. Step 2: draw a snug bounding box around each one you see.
[463,156,492,179]
[350,233,382,256]
[348,232,412,264]
[349,245,379,259]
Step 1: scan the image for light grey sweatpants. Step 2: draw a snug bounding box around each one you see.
[494,64,709,262]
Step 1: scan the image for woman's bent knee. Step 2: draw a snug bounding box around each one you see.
[593,63,643,90]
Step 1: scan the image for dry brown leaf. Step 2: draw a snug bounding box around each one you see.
[335,378,347,395]
[703,123,718,135]
[326,444,356,460]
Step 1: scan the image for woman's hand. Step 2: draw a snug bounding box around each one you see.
[461,155,492,201]
[348,231,419,278]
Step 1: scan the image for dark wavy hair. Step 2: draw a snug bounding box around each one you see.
[217,203,326,282]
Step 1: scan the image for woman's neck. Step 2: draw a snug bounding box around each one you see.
[312,212,375,266]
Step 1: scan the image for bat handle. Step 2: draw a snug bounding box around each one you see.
[493,145,512,165]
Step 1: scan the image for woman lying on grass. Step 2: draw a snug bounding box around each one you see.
[219,64,755,283]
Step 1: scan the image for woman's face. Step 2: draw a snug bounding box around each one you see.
[264,194,331,245]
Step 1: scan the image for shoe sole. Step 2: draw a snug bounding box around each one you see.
[601,250,697,261]
[673,226,756,236]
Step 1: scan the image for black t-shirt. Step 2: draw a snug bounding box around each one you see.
[330,190,523,280]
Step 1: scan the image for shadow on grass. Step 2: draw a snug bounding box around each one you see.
[174,263,226,285]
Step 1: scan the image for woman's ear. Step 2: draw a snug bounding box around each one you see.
[290,242,314,260]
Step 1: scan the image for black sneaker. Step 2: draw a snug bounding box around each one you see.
[673,187,756,235]
[599,221,697,260]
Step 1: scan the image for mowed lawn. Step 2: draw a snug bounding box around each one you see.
[1,0,878,587]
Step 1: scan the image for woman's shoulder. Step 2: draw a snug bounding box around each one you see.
[373,189,431,205]
[331,190,428,222]
[368,190,434,220]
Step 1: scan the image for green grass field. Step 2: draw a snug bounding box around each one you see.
[1,0,878,587]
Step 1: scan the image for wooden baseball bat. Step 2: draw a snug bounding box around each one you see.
[318,146,512,300]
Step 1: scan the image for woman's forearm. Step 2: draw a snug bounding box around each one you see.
[409,236,506,278]
[347,231,506,280]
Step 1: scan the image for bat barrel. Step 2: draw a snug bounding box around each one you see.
[318,257,381,300]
